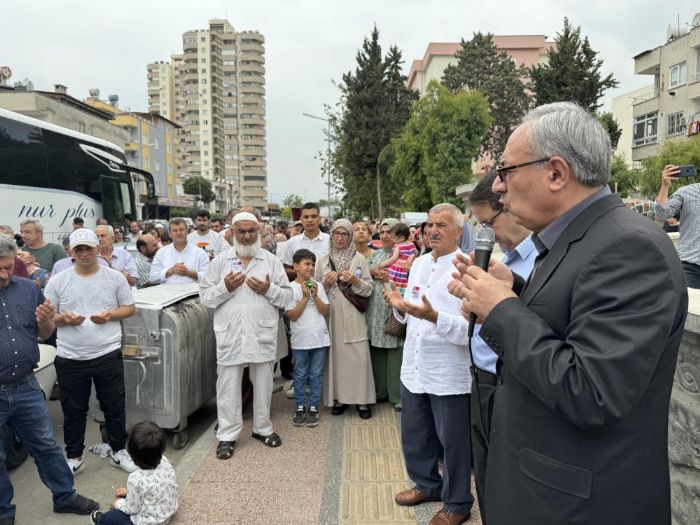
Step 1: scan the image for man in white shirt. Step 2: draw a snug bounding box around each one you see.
[95,225,138,286]
[384,203,474,525]
[149,218,209,284]
[44,228,137,476]
[188,209,226,260]
[199,212,292,460]
[282,203,330,280]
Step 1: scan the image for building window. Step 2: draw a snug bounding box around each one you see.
[201,68,207,73]
[669,62,687,88]
[667,112,687,135]
[633,112,658,146]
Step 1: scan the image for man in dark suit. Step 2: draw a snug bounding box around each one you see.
[450,102,688,524]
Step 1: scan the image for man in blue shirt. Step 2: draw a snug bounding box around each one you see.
[467,172,537,524]
[0,234,98,524]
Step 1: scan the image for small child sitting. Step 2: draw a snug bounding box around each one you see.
[378,223,416,295]
[286,249,330,427]
[91,421,178,525]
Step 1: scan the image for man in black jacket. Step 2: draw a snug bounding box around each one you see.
[451,102,687,524]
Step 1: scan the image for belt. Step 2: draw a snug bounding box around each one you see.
[0,372,35,392]
[471,366,497,386]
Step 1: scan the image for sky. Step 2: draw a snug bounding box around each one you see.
[3,0,698,203]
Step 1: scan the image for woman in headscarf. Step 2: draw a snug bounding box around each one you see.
[366,218,404,411]
[316,218,376,419]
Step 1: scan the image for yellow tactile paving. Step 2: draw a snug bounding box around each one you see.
[338,403,417,524]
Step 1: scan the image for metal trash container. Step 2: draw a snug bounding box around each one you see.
[110,283,216,449]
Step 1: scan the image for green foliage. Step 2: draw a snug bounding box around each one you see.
[599,112,622,150]
[281,193,304,219]
[384,82,492,210]
[442,32,532,160]
[609,155,641,198]
[170,207,191,219]
[638,137,700,198]
[530,18,618,113]
[182,176,215,204]
[331,26,418,216]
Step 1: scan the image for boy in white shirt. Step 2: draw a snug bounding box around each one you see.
[286,249,330,427]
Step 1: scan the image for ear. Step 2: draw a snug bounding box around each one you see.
[547,156,571,193]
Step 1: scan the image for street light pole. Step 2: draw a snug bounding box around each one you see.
[302,112,331,218]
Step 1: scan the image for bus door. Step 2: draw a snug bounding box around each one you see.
[100,175,133,226]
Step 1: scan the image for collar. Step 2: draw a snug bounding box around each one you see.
[503,235,536,263]
[430,248,461,264]
[537,186,611,251]
[302,231,326,242]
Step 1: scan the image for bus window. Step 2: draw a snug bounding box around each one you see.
[120,182,133,218]
[101,176,126,226]
[0,117,48,187]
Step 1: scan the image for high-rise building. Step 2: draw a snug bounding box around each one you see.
[148,19,267,213]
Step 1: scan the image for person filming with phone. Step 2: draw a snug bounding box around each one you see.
[655,163,700,288]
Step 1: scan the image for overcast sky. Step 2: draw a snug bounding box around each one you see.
[4,1,697,203]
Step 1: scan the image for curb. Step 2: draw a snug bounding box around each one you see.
[174,420,217,496]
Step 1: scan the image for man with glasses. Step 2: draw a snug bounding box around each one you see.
[451,102,687,524]
[200,212,292,460]
[466,172,537,524]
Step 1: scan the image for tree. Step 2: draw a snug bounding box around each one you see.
[609,155,641,198]
[280,193,304,219]
[442,32,532,161]
[330,26,418,216]
[638,137,700,198]
[182,176,215,204]
[599,112,622,150]
[384,82,492,210]
[530,18,618,113]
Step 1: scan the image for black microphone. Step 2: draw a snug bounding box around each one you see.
[468,226,495,338]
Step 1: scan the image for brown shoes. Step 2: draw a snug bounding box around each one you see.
[428,508,470,525]
[394,487,441,506]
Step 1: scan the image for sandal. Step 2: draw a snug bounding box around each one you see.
[252,432,282,448]
[216,441,235,460]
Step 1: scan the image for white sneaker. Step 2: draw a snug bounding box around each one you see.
[66,456,86,475]
[109,449,138,473]
[285,386,295,399]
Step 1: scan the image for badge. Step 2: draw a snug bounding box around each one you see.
[231,259,244,272]
[411,285,420,300]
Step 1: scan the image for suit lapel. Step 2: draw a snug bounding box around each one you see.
[521,194,624,305]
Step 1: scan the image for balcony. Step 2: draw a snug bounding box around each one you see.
[689,72,700,99]
[632,93,660,117]
[634,48,660,75]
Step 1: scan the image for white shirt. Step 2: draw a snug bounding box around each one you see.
[187,230,227,259]
[113,456,178,525]
[199,247,292,365]
[44,267,134,360]
[149,243,210,284]
[395,248,472,395]
[282,231,330,266]
[286,280,330,350]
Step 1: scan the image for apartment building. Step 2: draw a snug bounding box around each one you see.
[148,19,267,213]
[632,16,700,162]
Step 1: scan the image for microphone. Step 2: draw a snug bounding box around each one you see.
[468,226,495,337]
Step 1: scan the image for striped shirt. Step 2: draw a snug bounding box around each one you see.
[655,182,700,265]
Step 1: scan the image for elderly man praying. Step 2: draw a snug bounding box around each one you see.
[199,212,292,460]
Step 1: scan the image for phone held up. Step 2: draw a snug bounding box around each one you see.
[678,164,697,177]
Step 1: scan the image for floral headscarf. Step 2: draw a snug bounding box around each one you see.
[329,218,356,273]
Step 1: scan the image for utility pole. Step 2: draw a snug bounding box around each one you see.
[376,156,383,220]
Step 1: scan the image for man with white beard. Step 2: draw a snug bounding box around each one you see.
[199,212,292,459]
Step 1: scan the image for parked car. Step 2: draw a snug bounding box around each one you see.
[4,344,57,469]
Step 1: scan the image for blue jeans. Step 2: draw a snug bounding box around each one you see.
[0,375,76,519]
[95,509,134,524]
[292,347,328,409]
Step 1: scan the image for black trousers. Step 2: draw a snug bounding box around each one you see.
[682,261,700,289]
[470,372,497,525]
[54,350,127,458]
[400,382,474,516]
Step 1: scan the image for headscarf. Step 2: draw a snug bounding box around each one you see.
[379,218,399,230]
[329,218,356,273]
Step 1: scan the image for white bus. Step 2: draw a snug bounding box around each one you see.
[0,108,154,241]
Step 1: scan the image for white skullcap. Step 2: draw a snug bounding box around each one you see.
[231,212,258,224]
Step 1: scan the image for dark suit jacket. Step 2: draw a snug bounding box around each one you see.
[479,194,688,525]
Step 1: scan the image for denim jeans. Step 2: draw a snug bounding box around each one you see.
[95,509,134,524]
[0,376,76,519]
[292,347,328,409]
[54,349,127,458]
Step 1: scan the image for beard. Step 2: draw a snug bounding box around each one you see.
[234,237,261,258]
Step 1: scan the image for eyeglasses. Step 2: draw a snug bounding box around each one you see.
[480,209,503,228]
[332,231,350,238]
[495,157,551,182]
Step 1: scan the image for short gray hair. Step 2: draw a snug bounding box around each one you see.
[96,224,114,238]
[20,219,44,233]
[429,203,464,228]
[522,102,611,187]
[0,233,18,258]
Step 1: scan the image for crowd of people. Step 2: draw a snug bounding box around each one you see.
[0,101,696,525]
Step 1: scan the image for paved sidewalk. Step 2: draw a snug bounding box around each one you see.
[174,390,482,524]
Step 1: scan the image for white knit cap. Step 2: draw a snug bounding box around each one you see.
[231,212,258,224]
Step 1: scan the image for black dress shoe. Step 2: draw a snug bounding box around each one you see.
[331,403,348,415]
[0,516,15,525]
[357,405,372,419]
